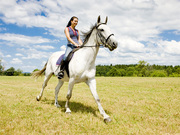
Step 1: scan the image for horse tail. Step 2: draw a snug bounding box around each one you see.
[32,63,47,78]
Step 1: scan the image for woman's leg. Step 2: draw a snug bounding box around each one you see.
[63,45,74,61]
[58,45,74,79]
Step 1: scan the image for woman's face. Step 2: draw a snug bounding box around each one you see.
[71,18,78,27]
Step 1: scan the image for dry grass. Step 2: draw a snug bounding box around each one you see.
[0,76,180,134]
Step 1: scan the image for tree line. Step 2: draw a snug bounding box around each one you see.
[96,61,180,77]
[0,60,31,76]
[1,60,180,77]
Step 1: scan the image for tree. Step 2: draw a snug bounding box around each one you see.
[126,67,137,76]
[166,66,173,76]
[5,67,15,76]
[150,70,167,77]
[0,59,4,75]
[24,72,31,76]
[95,62,179,77]
[118,69,126,76]
[136,60,149,76]
[33,69,40,72]
[14,69,23,76]
[136,60,147,69]
[175,67,180,74]
[106,67,120,76]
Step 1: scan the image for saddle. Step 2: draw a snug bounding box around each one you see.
[56,48,80,77]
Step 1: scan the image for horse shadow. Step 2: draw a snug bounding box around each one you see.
[41,98,111,118]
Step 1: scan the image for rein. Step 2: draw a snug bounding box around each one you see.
[80,44,103,48]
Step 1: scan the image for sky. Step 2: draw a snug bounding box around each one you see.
[0,0,180,72]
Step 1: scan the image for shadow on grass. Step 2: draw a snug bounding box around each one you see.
[40,98,111,118]
[41,98,98,117]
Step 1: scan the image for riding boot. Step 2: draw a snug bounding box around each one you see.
[57,60,66,79]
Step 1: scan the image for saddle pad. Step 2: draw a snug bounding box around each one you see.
[56,48,80,65]
[56,54,64,65]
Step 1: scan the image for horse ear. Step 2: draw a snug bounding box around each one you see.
[97,15,101,24]
[105,16,108,24]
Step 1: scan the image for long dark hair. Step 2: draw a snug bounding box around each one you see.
[66,16,78,27]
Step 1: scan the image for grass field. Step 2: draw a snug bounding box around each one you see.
[0,76,180,134]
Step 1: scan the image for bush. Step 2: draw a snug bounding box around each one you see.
[169,73,180,77]
[106,67,120,76]
[150,70,167,77]
[126,67,137,76]
[118,69,126,76]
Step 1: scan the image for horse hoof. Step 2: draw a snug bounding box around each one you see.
[65,108,71,114]
[55,103,61,108]
[65,111,71,114]
[36,96,40,101]
[104,117,112,123]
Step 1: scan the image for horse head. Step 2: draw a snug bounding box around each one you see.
[96,16,118,51]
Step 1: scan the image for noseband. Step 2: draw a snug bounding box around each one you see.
[106,34,114,43]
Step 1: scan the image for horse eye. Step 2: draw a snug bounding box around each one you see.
[100,29,104,32]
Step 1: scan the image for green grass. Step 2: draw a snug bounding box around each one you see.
[0,76,179,134]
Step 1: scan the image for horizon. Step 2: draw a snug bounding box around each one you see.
[0,0,180,72]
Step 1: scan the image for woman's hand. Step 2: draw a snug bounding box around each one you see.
[75,43,80,47]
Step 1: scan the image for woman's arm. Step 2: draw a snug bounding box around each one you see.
[64,27,79,47]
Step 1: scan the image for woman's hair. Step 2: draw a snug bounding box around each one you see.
[66,16,78,27]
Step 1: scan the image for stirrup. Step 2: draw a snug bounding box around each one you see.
[57,71,64,79]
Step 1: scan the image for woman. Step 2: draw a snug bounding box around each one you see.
[58,16,83,79]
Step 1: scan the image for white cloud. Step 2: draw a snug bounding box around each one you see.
[5,55,11,58]
[157,40,180,55]
[0,33,51,47]
[117,37,145,53]
[0,51,3,57]
[34,45,55,50]
[1,0,180,72]
[10,58,22,64]
[60,45,66,51]
[0,51,11,58]
[16,53,23,57]
[1,0,180,39]
[98,48,110,58]
[20,48,52,60]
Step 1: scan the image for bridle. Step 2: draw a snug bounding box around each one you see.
[96,23,114,46]
[81,23,114,48]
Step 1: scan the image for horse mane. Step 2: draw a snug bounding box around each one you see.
[81,23,97,46]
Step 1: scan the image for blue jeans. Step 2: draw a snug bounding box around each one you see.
[63,44,77,61]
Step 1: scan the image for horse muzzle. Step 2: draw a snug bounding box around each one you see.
[106,41,118,51]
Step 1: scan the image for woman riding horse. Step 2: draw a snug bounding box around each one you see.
[58,16,83,79]
[33,16,118,122]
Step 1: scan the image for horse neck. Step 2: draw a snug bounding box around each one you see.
[82,30,99,57]
[80,31,99,65]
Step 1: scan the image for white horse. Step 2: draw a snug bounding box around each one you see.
[32,16,118,122]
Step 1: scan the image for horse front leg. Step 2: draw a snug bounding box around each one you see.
[86,78,111,122]
[65,78,75,114]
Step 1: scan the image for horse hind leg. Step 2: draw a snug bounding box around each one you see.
[54,80,64,108]
[36,72,53,101]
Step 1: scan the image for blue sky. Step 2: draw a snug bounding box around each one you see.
[0,0,180,72]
